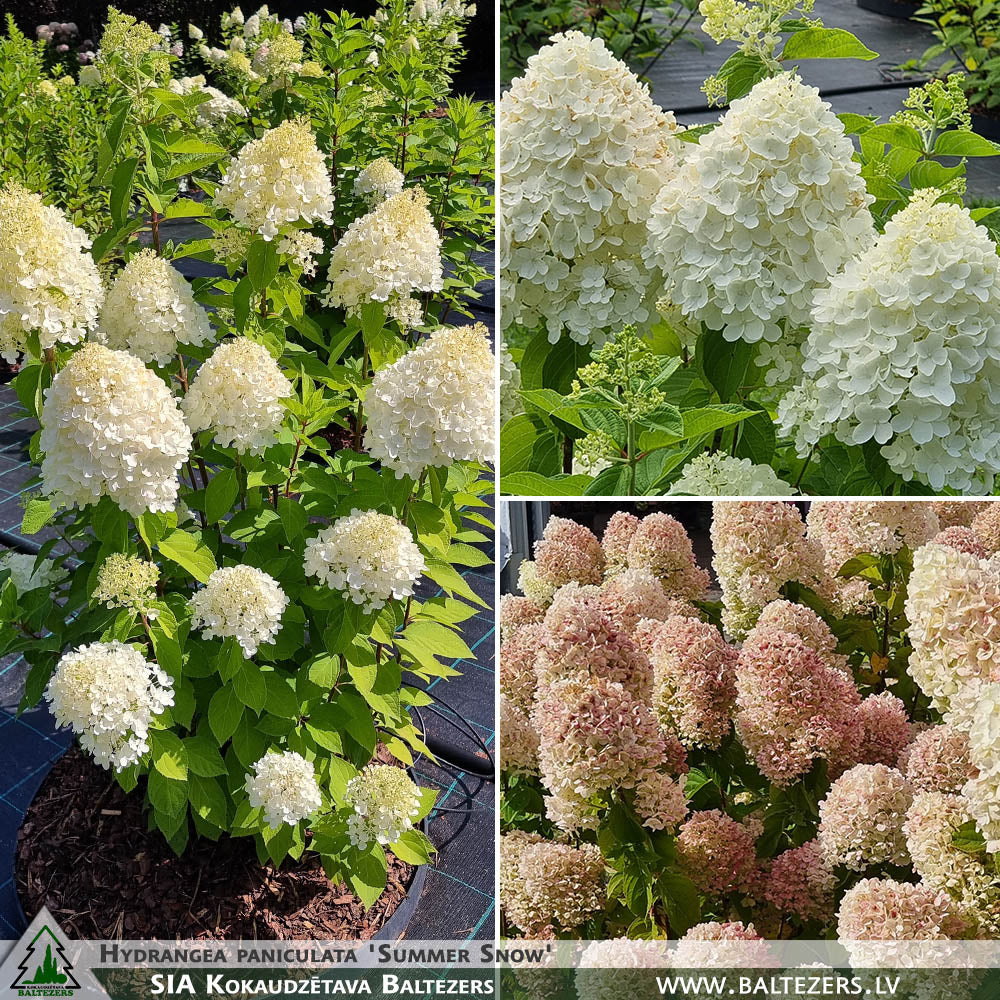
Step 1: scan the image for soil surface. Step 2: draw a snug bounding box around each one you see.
[16,747,416,939]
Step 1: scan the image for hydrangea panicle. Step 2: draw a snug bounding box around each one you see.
[245,750,322,828]
[364,324,495,478]
[344,764,422,848]
[40,343,192,516]
[303,509,424,613]
[189,565,288,656]
[45,641,174,771]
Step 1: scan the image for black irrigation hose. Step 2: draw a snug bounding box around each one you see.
[0,530,41,556]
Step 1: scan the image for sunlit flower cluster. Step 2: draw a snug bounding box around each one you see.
[245,750,322,828]
[818,764,912,870]
[214,119,334,239]
[0,181,103,362]
[98,249,215,365]
[344,764,422,848]
[753,599,847,674]
[790,191,1000,493]
[190,565,288,656]
[712,501,826,637]
[364,324,495,478]
[499,593,545,638]
[599,568,700,631]
[322,187,442,326]
[933,526,988,558]
[644,74,873,345]
[304,509,425,613]
[40,343,192,516]
[499,31,683,345]
[182,337,293,455]
[45,641,174,771]
[167,74,246,124]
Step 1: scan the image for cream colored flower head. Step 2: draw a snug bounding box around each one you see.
[97,249,215,365]
[321,187,442,326]
[93,553,160,617]
[245,750,322,828]
[304,509,425,613]
[45,640,174,771]
[365,323,496,479]
[500,31,684,346]
[214,119,334,239]
[182,337,293,455]
[189,564,288,656]
[344,764,422,848]
[40,343,192,516]
[354,157,404,206]
[0,181,103,362]
[644,72,874,346]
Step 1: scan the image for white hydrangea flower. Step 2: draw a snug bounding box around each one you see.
[365,323,495,478]
[167,74,246,126]
[962,681,1000,854]
[93,553,159,617]
[669,453,796,496]
[277,230,323,277]
[214,119,333,239]
[40,343,192,516]
[182,337,293,455]
[644,73,874,346]
[499,339,522,426]
[97,249,215,365]
[904,543,1000,714]
[0,181,103,362]
[304,509,425,613]
[500,31,684,346]
[0,550,66,595]
[45,641,174,771]
[78,65,102,86]
[188,24,203,40]
[245,750,322,828]
[794,189,1000,494]
[344,764,422,848]
[354,157,404,206]
[189,565,288,656]
[321,187,442,326]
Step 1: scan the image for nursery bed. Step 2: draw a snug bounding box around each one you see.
[16,746,418,939]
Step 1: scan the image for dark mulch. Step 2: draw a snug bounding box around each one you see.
[15,747,416,940]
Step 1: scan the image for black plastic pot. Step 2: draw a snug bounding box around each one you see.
[857,0,920,18]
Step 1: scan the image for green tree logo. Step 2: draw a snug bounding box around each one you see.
[11,925,80,991]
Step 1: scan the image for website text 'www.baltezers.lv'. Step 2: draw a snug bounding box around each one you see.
[654,975,902,997]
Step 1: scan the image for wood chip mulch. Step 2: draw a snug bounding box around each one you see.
[15,747,417,940]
